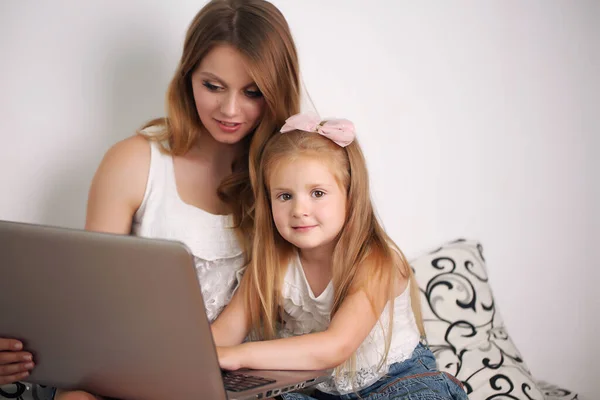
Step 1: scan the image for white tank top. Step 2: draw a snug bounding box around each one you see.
[131,132,245,322]
[280,253,420,395]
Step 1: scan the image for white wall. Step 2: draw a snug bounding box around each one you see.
[1,1,597,397]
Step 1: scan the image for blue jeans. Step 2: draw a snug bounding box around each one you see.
[281,344,467,400]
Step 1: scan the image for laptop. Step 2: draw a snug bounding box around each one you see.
[0,220,332,400]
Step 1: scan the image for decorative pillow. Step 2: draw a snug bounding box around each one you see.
[410,239,577,400]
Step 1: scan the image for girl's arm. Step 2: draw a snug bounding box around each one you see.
[218,270,406,371]
[211,284,251,347]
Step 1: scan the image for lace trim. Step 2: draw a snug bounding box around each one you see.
[195,254,246,322]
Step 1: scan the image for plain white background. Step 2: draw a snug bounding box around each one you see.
[1,1,597,398]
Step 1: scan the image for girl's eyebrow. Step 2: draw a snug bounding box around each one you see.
[271,183,333,192]
[300,182,335,191]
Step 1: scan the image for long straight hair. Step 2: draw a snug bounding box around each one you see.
[240,130,425,375]
[140,0,301,255]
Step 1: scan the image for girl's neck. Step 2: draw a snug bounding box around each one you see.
[298,244,334,298]
[298,243,335,273]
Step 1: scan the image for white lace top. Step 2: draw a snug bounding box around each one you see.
[280,254,420,395]
[131,132,245,322]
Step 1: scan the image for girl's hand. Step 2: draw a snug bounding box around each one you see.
[0,338,34,385]
[217,346,243,371]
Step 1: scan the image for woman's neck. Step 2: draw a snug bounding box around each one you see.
[190,128,244,174]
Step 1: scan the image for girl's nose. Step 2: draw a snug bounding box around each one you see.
[292,200,309,218]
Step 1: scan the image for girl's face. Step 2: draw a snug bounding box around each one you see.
[269,156,347,254]
[191,45,266,145]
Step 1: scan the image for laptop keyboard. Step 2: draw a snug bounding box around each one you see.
[222,371,276,392]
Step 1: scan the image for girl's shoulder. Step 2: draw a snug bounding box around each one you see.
[350,246,409,298]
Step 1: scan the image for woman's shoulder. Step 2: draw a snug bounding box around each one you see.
[90,134,152,209]
[101,134,152,176]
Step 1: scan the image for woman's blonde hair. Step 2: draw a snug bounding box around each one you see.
[141,0,301,254]
[240,129,425,377]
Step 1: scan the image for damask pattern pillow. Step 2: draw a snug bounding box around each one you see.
[410,239,578,400]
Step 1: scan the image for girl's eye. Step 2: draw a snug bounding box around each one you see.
[312,190,325,198]
[245,88,263,98]
[278,193,291,201]
[202,81,222,91]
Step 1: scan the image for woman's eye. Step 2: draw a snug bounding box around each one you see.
[312,190,325,198]
[202,81,222,91]
[245,89,263,98]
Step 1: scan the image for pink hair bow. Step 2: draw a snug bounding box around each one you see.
[280,113,355,147]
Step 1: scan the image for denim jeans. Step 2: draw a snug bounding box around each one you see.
[281,344,467,400]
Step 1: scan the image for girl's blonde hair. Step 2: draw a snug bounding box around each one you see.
[140,0,301,254]
[240,129,425,375]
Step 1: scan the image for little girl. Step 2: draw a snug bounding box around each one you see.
[212,113,467,399]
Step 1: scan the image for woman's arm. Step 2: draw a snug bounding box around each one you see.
[211,284,250,347]
[0,136,150,388]
[85,135,150,233]
[53,136,150,400]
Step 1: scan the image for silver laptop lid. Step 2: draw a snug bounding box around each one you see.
[0,220,227,400]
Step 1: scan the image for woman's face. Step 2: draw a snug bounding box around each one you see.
[191,45,266,145]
